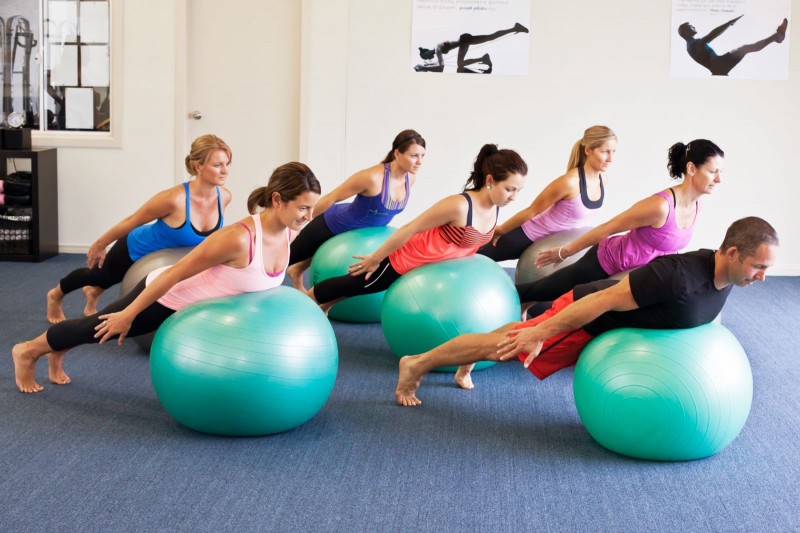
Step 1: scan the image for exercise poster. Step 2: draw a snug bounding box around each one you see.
[670,0,791,80]
[412,0,531,75]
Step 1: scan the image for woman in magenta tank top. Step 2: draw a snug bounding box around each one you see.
[286,130,426,292]
[13,163,321,394]
[307,144,528,313]
[478,125,616,262]
[457,139,725,390]
[46,134,233,324]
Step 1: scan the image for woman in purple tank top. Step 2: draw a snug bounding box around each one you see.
[13,164,321,394]
[477,125,616,262]
[287,130,426,292]
[457,139,725,391]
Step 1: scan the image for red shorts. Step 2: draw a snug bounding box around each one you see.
[515,291,595,380]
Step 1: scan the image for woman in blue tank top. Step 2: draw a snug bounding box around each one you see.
[287,129,426,291]
[46,134,233,324]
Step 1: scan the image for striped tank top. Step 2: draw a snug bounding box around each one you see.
[389,193,497,274]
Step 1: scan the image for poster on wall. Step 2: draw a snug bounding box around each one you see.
[412,0,531,75]
[670,0,791,80]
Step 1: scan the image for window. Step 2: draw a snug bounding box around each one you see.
[1,0,122,147]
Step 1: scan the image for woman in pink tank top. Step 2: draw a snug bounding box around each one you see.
[478,125,616,262]
[458,139,725,391]
[519,139,724,304]
[13,163,321,394]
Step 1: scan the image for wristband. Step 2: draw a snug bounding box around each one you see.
[557,247,566,261]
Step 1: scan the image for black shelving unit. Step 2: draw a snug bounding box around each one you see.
[0,148,58,261]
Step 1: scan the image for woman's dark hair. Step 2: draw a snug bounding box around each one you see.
[382,129,426,164]
[667,139,724,179]
[720,217,779,258]
[464,144,528,191]
[247,162,321,214]
[419,47,435,60]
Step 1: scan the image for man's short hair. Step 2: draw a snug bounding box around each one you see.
[720,217,779,257]
[678,22,694,39]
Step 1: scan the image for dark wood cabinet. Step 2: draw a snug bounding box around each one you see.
[0,148,58,261]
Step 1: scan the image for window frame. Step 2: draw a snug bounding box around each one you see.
[32,0,123,148]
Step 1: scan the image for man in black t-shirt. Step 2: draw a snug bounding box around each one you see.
[395,217,779,407]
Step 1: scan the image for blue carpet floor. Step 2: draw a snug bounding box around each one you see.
[0,254,798,532]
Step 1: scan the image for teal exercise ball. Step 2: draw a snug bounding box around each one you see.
[574,324,752,461]
[151,287,338,436]
[310,226,397,323]
[381,255,520,372]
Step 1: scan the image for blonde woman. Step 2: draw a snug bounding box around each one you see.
[46,134,233,323]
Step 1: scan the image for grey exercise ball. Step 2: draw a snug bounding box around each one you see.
[514,227,592,285]
[119,247,193,351]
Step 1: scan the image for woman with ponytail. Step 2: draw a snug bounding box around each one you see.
[14,163,320,393]
[456,139,724,390]
[287,129,426,291]
[307,144,527,312]
[46,134,234,323]
[478,125,616,262]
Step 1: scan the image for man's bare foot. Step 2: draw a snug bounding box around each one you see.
[46,287,66,324]
[776,18,788,43]
[395,356,424,407]
[82,286,104,316]
[47,351,71,385]
[12,343,44,393]
[454,365,475,390]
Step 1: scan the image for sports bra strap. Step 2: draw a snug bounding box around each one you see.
[236,221,254,264]
[460,192,473,226]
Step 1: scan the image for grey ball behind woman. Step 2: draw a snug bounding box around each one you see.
[118,247,194,350]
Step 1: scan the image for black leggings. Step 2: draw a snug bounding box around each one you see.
[288,216,335,266]
[59,237,135,294]
[476,226,532,261]
[46,279,175,352]
[516,245,609,303]
[313,257,402,304]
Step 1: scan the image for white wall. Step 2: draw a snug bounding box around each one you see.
[55,1,181,251]
[43,0,798,274]
[303,0,799,275]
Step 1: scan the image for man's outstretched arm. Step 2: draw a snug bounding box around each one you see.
[497,277,640,366]
[701,14,743,43]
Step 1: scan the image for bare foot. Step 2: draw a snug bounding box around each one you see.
[82,286,104,316]
[47,351,71,385]
[287,263,308,293]
[46,287,66,324]
[395,356,424,407]
[12,343,44,393]
[454,365,474,390]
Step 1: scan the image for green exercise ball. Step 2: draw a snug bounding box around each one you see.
[151,286,338,437]
[381,255,520,372]
[119,247,193,352]
[310,226,397,323]
[574,324,752,461]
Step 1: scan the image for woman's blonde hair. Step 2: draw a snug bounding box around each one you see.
[566,125,616,171]
[184,134,232,176]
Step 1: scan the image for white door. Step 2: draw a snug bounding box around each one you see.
[180,0,301,221]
